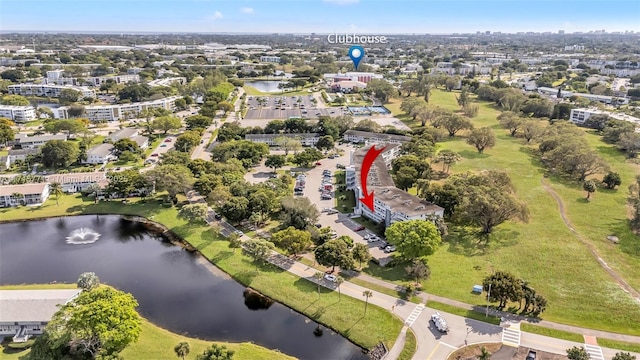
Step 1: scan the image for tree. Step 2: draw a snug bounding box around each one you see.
[456,86,471,107]
[11,192,24,206]
[566,346,590,360]
[314,238,355,272]
[228,233,242,253]
[119,83,151,102]
[76,272,100,291]
[612,352,636,360]
[179,203,209,224]
[314,271,324,296]
[457,184,528,234]
[175,130,201,153]
[144,164,193,204]
[219,196,249,223]
[352,243,371,269]
[113,138,141,156]
[41,140,79,168]
[274,136,302,155]
[265,155,286,173]
[483,271,523,309]
[384,220,442,260]
[185,115,213,131]
[32,287,141,358]
[521,120,544,142]
[366,79,397,103]
[67,105,86,118]
[152,116,182,134]
[316,135,335,151]
[174,342,191,360]
[0,69,25,82]
[583,180,597,200]
[217,122,246,142]
[618,132,640,158]
[362,290,373,315]
[1,94,30,106]
[335,276,345,300]
[271,226,312,256]
[433,150,461,173]
[462,103,479,118]
[583,114,610,132]
[394,166,419,191]
[433,114,473,137]
[242,238,275,269]
[466,127,496,153]
[50,182,63,206]
[497,112,523,137]
[293,147,323,167]
[400,97,427,118]
[59,88,82,105]
[405,258,431,285]
[602,172,622,189]
[197,344,235,360]
[0,123,15,146]
[280,196,319,230]
[217,101,234,115]
[478,346,491,360]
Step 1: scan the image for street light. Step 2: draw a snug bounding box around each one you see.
[485,283,492,318]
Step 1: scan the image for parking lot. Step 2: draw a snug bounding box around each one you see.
[244,95,346,120]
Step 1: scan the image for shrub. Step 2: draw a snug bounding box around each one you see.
[7,339,36,350]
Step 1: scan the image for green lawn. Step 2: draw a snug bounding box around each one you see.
[380,89,640,335]
[520,323,584,342]
[597,338,640,353]
[243,85,315,97]
[0,195,404,352]
[427,301,501,326]
[398,328,417,360]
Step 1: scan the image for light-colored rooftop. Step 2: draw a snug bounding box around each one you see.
[0,289,82,323]
[46,172,107,184]
[0,182,48,197]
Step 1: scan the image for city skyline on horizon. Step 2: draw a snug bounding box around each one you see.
[1,0,639,34]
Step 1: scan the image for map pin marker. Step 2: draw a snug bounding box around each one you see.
[348,45,365,71]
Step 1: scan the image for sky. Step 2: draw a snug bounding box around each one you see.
[1,0,639,34]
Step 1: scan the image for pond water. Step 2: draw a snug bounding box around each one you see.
[244,80,287,92]
[0,215,368,360]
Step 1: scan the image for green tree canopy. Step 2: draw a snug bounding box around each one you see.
[384,220,442,260]
[271,226,312,256]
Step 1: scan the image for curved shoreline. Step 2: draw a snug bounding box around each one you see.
[0,213,370,356]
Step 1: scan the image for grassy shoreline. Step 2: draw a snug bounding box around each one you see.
[0,195,403,353]
[0,284,296,360]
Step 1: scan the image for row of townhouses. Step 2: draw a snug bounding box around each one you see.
[243,130,412,148]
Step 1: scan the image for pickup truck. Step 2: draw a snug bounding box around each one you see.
[526,350,537,360]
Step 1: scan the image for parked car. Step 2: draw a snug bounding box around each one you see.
[214,214,222,220]
[315,162,322,166]
[430,312,449,333]
[355,225,365,231]
[324,274,337,282]
[526,351,537,360]
[151,153,159,157]
[315,223,322,228]
[384,245,396,253]
[164,138,172,142]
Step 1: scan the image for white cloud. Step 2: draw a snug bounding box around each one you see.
[211,11,223,20]
[240,7,254,14]
[323,0,360,5]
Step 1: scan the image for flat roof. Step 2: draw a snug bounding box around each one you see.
[0,289,82,323]
[344,130,411,142]
[246,133,321,140]
[0,182,47,197]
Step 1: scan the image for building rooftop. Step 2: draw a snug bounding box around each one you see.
[16,134,68,143]
[0,105,35,110]
[8,148,40,156]
[87,143,114,157]
[344,130,411,143]
[246,133,321,140]
[0,289,82,323]
[131,135,149,147]
[107,128,138,142]
[0,182,48,197]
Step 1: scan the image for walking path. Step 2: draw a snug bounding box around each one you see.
[541,178,640,303]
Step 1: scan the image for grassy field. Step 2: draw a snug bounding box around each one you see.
[427,301,501,326]
[0,194,404,352]
[520,323,584,342]
[243,85,315,97]
[380,89,640,335]
[597,338,640,353]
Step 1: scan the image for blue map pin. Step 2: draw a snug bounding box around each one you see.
[348,45,365,70]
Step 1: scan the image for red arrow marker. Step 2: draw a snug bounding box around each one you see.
[359,144,387,212]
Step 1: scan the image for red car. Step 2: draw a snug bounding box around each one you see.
[151,153,159,157]
[315,162,322,166]
[164,138,172,142]
[355,226,365,231]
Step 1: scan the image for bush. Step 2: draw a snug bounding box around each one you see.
[7,339,36,350]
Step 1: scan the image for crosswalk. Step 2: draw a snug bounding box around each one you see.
[501,326,521,347]
[405,303,425,327]
[584,344,605,360]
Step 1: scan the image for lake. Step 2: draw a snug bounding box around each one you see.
[244,80,287,92]
[0,215,368,360]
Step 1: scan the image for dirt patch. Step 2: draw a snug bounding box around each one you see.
[448,342,502,360]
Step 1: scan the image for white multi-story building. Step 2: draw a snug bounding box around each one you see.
[0,105,37,123]
[0,183,50,207]
[8,84,96,99]
[148,77,187,87]
[570,108,640,128]
[15,134,67,149]
[245,133,321,147]
[431,62,492,76]
[83,144,115,165]
[347,144,444,227]
[564,45,585,51]
[46,172,108,193]
[56,96,181,122]
[260,56,281,63]
[323,72,383,84]
[343,130,411,145]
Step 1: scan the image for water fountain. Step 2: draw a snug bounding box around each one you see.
[66,227,101,245]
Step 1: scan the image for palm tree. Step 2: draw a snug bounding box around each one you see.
[50,182,63,206]
[336,276,344,301]
[477,346,490,360]
[173,342,190,360]
[11,192,24,206]
[314,272,324,297]
[362,290,373,315]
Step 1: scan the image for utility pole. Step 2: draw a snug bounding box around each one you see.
[486,283,492,317]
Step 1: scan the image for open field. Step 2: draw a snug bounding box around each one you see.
[0,194,404,352]
[378,89,640,335]
[520,323,584,342]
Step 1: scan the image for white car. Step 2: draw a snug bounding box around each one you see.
[384,245,396,253]
[430,312,449,333]
[324,274,337,282]
[363,234,371,240]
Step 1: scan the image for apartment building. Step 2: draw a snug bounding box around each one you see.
[431,62,492,76]
[15,134,68,149]
[343,130,411,145]
[569,108,640,127]
[8,84,96,99]
[148,77,187,87]
[83,144,115,165]
[260,56,281,63]
[7,149,39,165]
[346,144,443,226]
[0,105,37,123]
[0,183,50,207]
[245,133,321,146]
[107,128,139,142]
[323,72,383,84]
[537,87,629,105]
[57,96,181,122]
